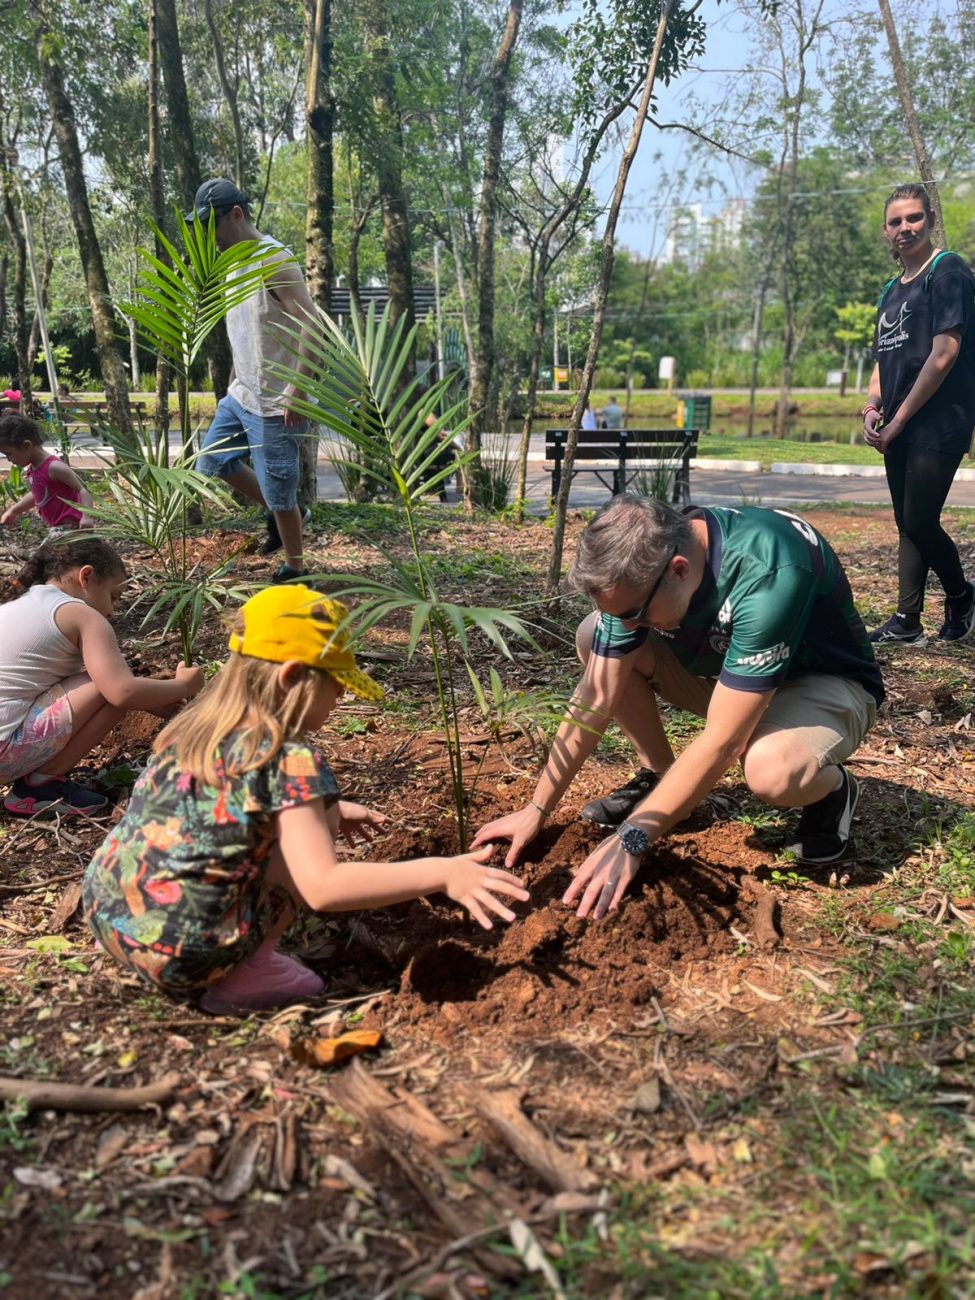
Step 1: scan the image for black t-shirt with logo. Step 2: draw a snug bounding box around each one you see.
[874,252,975,455]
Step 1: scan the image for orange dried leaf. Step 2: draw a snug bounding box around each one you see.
[291,1029,383,1069]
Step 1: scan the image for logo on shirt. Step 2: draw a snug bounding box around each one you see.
[733,641,791,669]
[877,301,911,351]
[717,597,733,628]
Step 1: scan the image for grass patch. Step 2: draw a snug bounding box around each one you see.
[697,434,878,467]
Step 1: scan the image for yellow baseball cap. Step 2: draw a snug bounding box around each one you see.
[229,585,384,702]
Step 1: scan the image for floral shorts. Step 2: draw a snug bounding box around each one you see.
[0,685,73,783]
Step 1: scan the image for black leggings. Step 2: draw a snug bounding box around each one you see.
[884,438,967,616]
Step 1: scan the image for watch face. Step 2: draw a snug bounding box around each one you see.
[618,822,650,856]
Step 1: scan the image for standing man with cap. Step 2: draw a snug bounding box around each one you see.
[190,179,317,582]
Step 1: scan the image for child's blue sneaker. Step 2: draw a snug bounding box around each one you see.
[4,776,109,817]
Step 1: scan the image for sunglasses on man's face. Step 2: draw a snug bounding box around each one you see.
[615,545,678,624]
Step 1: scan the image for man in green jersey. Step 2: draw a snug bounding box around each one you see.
[473,496,883,920]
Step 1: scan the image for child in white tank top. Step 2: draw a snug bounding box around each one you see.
[0,538,204,817]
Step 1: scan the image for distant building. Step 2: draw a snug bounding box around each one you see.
[661,199,746,269]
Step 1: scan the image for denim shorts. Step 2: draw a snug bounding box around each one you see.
[199,393,309,511]
[0,685,73,782]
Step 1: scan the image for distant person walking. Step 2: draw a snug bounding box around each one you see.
[581,402,598,431]
[864,184,975,643]
[601,396,624,431]
[190,179,317,584]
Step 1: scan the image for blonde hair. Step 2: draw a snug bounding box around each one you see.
[153,649,329,786]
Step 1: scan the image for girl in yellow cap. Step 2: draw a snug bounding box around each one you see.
[83,586,528,1014]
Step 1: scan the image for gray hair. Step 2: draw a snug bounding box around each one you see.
[568,494,694,596]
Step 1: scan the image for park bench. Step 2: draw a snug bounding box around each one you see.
[545,427,700,505]
[58,399,149,437]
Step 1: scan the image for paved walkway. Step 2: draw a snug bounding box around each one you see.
[314,452,975,512]
[14,430,975,513]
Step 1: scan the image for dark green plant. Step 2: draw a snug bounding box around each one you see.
[278,304,544,849]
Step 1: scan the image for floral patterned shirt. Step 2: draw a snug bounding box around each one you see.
[83,737,339,958]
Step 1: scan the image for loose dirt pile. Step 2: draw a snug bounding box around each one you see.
[336,813,782,1040]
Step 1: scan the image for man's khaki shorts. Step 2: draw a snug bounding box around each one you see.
[645,635,877,767]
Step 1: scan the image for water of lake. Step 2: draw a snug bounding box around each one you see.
[512,417,865,446]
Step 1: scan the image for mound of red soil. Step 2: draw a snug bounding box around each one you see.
[349,814,777,1040]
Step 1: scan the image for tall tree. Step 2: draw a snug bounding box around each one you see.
[547,0,679,590]
[465,0,523,488]
[148,0,171,444]
[203,0,246,188]
[363,0,414,333]
[33,8,132,438]
[304,0,334,310]
[155,0,232,397]
[875,0,945,244]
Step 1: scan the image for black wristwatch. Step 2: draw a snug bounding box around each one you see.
[617,821,650,857]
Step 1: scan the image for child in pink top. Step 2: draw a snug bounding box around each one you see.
[0,414,92,531]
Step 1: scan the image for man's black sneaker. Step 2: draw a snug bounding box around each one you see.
[938,582,975,641]
[261,508,312,556]
[869,614,923,644]
[271,564,307,584]
[580,767,660,827]
[784,767,859,865]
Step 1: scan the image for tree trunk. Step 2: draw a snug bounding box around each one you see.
[546,0,674,593]
[512,94,631,521]
[515,258,547,514]
[298,0,335,513]
[746,274,772,438]
[148,0,172,453]
[154,0,201,218]
[771,0,822,439]
[35,22,133,440]
[447,212,476,377]
[876,0,945,246]
[364,0,414,336]
[204,0,246,188]
[466,0,523,504]
[1,184,30,398]
[156,0,232,400]
[304,0,334,310]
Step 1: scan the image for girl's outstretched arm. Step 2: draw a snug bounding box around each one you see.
[276,800,530,929]
[60,604,203,712]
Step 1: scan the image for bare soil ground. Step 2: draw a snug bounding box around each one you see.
[2,503,975,1299]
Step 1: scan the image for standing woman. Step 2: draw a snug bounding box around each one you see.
[865,184,975,643]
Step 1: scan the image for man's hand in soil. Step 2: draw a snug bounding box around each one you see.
[332,800,387,848]
[470,803,547,869]
[443,844,530,929]
[563,835,640,920]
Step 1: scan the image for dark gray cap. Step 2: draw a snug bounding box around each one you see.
[185,178,252,222]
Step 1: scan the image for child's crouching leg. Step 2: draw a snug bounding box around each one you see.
[198,851,324,1015]
[35,674,125,777]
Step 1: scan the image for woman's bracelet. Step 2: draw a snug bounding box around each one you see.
[860,402,881,419]
[529,799,551,818]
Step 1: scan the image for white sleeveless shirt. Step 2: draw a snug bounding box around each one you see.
[226,236,298,417]
[0,585,85,741]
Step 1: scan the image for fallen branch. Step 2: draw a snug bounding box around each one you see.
[0,871,84,895]
[465,1085,599,1194]
[0,1071,181,1113]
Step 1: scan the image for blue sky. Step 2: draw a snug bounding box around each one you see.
[589,0,766,258]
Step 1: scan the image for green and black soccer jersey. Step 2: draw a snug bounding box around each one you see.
[591,506,884,705]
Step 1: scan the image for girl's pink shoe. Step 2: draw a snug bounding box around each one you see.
[199,942,324,1015]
